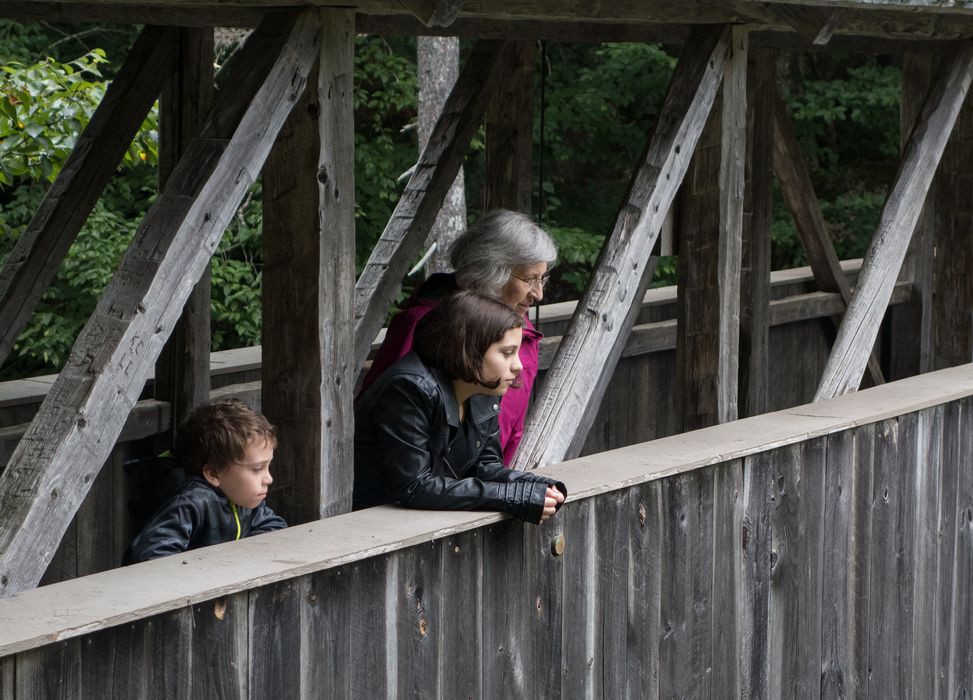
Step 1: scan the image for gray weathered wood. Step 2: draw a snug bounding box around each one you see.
[815,43,973,400]
[513,25,733,469]
[262,8,356,525]
[765,4,840,44]
[393,542,442,698]
[890,54,936,379]
[0,10,322,596]
[353,39,516,370]
[773,91,887,387]
[192,593,249,697]
[154,27,215,439]
[438,531,482,698]
[248,579,304,697]
[484,39,535,213]
[0,26,176,369]
[397,0,466,26]
[739,47,773,418]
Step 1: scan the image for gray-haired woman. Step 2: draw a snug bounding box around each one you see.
[358,209,558,464]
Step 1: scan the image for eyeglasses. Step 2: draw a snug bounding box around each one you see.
[511,272,551,292]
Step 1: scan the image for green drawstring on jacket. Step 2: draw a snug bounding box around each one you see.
[230,503,241,540]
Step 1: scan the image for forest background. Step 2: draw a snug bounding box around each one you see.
[0,21,901,380]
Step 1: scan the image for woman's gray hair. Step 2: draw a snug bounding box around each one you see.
[449,209,558,297]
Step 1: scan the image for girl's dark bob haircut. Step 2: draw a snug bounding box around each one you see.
[414,291,523,387]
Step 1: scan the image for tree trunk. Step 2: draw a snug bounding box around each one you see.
[417,36,466,274]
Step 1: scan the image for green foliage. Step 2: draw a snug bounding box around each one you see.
[0,49,158,186]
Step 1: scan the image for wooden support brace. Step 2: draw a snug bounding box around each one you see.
[353,39,515,370]
[815,42,973,401]
[0,10,322,596]
[512,25,733,470]
[0,26,177,369]
[765,5,840,45]
[772,92,886,386]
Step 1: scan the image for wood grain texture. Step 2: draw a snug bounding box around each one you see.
[248,579,304,698]
[0,26,176,368]
[514,25,732,469]
[192,593,249,698]
[353,39,515,370]
[393,542,442,699]
[947,396,973,697]
[0,10,322,596]
[739,47,773,419]
[815,43,973,399]
[438,530,482,699]
[154,27,215,441]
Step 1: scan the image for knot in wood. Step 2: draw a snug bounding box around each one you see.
[551,534,565,556]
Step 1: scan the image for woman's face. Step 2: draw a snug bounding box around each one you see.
[499,261,548,317]
[478,327,524,396]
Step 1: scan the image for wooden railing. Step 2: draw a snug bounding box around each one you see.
[1,365,970,697]
[0,261,915,586]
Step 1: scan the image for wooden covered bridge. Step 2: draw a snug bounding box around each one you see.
[0,0,972,696]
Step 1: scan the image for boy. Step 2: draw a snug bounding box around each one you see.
[127,399,287,563]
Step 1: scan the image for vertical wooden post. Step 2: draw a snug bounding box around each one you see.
[155,28,215,440]
[739,46,773,418]
[676,28,747,431]
[931,67,973,370]
[484,40,535,212]
[263,10,355,524]
[890,54,935,379]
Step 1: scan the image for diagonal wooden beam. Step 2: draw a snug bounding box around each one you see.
[764,4,840,45]
[353,39,515,369]
[512,25,733,470]
[772,91,886,386]
[0,26,177,369]
[815,42,973,401]
[0,10,322,596]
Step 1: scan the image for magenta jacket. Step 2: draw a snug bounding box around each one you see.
[358,273,542,465]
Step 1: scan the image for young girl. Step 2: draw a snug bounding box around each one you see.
[354,291,566,523]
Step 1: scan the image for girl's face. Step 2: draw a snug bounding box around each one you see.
[499,261,548,317]
[478,327,524,395]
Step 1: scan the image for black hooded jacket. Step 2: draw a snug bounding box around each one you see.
[353,352,567,523]
[127,475,287,563]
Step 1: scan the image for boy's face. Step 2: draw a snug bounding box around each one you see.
[203,438,274,509]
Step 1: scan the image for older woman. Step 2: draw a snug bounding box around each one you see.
[359,209,558,464]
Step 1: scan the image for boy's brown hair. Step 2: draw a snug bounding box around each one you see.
[414,291,522,387]
[177,399,277,476]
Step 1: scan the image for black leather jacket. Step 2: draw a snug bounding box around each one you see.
[354,352,566,523]
[128,476,287,563]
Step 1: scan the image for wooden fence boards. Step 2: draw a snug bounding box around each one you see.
[4,369,973,696]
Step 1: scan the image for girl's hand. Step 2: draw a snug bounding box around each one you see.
[539,485,565,522]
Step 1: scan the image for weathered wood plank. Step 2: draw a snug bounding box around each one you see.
[523,511,564,697]
[947,396,973,697]
[866,415,918,697]
[349,556,392,697]
[353,39,516,370]
[192,593,249,698]
[154,27,215,440]
[910,405,945,698]
[248,579,304,698]
[766,439,825,698]
[739,47,773,418]
[0,10,322,596]
[765,4,840,44]
[659,468,716,698]
[716,27,748,424]
[0,26,177,368]
[304,565,354,700]
[438,531,482,698]
[889,53,936,379]
[740,450,775,698]
[396,0,465,26]
[393,542,442,698]
[558,497,599,696]
[262,7,356,525]
[484,40,534,212]
[773,91,886,386]
[815,43,973,400]
[15,638,82,699]
[514,25,733,469]
[480,519,530,697]
[712,460,744,694]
